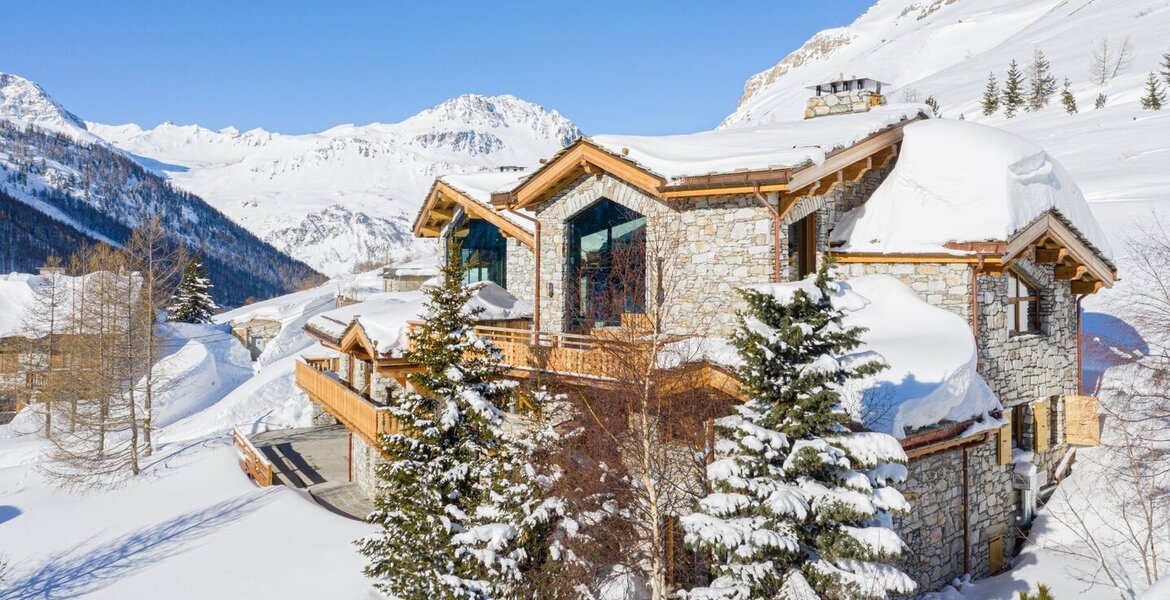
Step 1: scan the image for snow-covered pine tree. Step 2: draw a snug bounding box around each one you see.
[1095,93,1107,109]
[1027,48,1058,111]
[681,260,915,600]
[356,243,553,600]
[981,72,1000,116]
[923,96,940,118]
[1003,59,1026,118]
[1060,78,1078,114]
[1141,72,1166,111]
[167,256,217,323]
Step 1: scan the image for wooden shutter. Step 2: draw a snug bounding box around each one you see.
[998,410,1013,465]
[989,534,1005,574]
[1065,395,1101,446]
[1033,399,1050,453]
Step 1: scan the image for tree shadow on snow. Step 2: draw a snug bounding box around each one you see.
[0,505,21,526]
[0,490,276,600]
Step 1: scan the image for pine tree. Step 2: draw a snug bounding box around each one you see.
[357,243,554,599]
[924,95,941,117]
[1060,78,1078,114]
[981,72,1001,116]
[1141,72,1166,111]
[1095,93,1107,109]
[682,260,914,599]
[1003,59,1026,118]
[167,256,217,323]
[1019,583,1055,600]
[1027,48,1058,111]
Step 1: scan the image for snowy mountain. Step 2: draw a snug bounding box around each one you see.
[722,0,1170,268]
[0,72,320,306]
[90,94,580,276]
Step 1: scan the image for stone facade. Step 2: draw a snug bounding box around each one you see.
[896,440,1015,592]
[804,89,885,119]
[533,173,773,337]
[837,261,973,321]
[505,236,536,304]
[351,432,384,499]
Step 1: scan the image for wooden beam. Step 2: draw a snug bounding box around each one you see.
[1004,212,1114,287]
[833,252,1005,265]
[1054,263,1088,280]
[509,141,665,209]
[1034,247,1067,264]
[785,116,920,192]
[1071,279,1104,294]
[428,207,455,222]
[419,225,442,236]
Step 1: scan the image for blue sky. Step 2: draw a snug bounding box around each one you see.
[1,1,873,135]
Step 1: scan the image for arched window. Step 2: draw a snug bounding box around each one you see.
[460,219,506,289]
[567,199,646,332]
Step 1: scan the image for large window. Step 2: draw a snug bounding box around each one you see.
[460,219,507,289]
[567,199,646,332]
[1007,271,1040,335]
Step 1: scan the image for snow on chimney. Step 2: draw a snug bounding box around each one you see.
[805,76,888,119]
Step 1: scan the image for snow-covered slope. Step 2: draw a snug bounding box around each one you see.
[90,95,580,276]
[0,72,102,144]
[723,0,1170,260]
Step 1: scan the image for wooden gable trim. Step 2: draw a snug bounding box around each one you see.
[413,180,535,248]
[784,115,920,194]
[339,322,378,360]
[833,252,1005,266]
[503,141,666,210]
[1004,212,1115,289]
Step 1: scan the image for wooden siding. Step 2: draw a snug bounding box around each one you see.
[1064,395,1101,446]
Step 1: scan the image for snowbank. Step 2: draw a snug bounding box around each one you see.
[0,272,37,336]
[591,104,925,183]
[741,274,1000,438]
[305,282,532,357]
[831,119,1112,258]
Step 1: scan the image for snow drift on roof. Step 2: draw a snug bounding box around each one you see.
[392,254,439,277]
[305,282,532,357]
[590,104,925,183]
[744,274,1001,438]
[439,171,535,232]
[831,119,1112,259]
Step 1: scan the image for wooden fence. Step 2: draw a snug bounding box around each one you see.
[232,426,274,487]
[295,360,398,446]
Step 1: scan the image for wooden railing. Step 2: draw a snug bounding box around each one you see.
[232,426,274,487]
[408,322,634,380]
[295,360,399,446]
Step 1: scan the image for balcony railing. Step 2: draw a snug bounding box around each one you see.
[295,360,399,446]
[232,426,275,487]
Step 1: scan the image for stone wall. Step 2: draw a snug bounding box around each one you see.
[804,90,885,119]
[896,439,1015,593]
[836,261,973,321]
[505,236,536,304]
[351,432,383,499]
[533,173,774,337]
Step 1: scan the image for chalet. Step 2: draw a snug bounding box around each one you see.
[264,79,1113,593]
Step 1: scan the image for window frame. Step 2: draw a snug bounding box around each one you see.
[1006,270,1041,336]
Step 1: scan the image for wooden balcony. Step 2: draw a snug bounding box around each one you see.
[295,360,400,446]
[232,426,275,487]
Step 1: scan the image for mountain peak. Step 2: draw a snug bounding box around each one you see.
[403,93,581,146]
[0,72,96,141]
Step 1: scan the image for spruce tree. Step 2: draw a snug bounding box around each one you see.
[1141,72,1166,111]
[1003,59,1026,118]
[356,243,554,600]
[1060,78,1078,114]
[682,260,914,599]
[924,95,940,117]
[1095,93,1107,109]
[981,72,1001,116]
[1027,48,1058,111]
[167,255,217,323]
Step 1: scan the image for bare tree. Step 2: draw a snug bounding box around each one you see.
[17,256,71,439]
[1091,37,1136,85]
[543,214,727,599]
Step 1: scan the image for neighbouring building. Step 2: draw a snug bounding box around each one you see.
[266,78,1113,593]
[381,255,440,292]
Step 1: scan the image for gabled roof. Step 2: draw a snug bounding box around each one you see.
[489,105,927,209]
[413,173,535,248]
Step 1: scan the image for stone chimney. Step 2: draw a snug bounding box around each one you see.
[805,76,888,119]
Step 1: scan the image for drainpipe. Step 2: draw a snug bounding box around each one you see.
[507,209,541,335]
[752,186,782,282]
[1076,294,1084,395]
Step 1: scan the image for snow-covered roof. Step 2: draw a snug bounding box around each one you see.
[305,282,532,357]
[701,274,1001,439]
[831,119,1113,260]
[391,254,439,277]
[0,271,143,338]
[589,104,925,184]
[438,171,535,233]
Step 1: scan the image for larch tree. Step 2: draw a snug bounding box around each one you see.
[1027,48,1058,111]
[1160,47,1170,87]
[167,255,217,324]
[1003,59,1026,118]
[357,243,557,600]
[681,260,915,600]
[1061,78,1078,114]
[981,72,1001,116]
[1141,72,1166,111]
[18,257,71,439]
